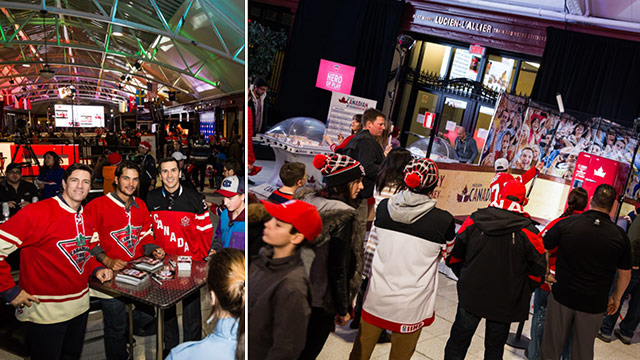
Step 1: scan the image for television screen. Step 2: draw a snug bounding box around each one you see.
[54,104,105,127]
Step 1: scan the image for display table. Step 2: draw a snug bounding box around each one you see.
[90,255,207,360]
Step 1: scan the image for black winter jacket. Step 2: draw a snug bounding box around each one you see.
[340,130,384,199]
[447,206,547,322]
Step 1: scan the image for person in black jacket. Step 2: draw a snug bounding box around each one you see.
[294,153,367,359]
[0,163,38,217]
[137,141,157,201]
[444,180,546,360]
[248,199,322,360]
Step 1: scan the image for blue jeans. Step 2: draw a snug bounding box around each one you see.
[600,269,640,338]
[528,288,571,360]
[444,304,511,360]
[100,297,154,360]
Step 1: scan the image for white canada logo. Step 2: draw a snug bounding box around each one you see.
[593,167,606,178]
[180,216,190,226]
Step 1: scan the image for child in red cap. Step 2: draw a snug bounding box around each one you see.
[248,200,322,360]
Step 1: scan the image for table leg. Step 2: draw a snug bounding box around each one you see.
[156,308,164,360]
[127,304,134,360]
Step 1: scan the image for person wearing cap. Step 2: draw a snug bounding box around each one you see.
[540,184,631,359]
[294,153,367,359]
[489,157,541,203]
[137,141,157,202]
[171,151,195,189]
[0,163,38,217]
[444,180,546,359]
[102,152,122,195]
[248,199,321,360]
[146,157,214,356]
[350,158,455,360]
[211,175,245,251]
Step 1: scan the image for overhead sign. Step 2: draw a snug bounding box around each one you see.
[54,104,105,127]
[315,59,356,95]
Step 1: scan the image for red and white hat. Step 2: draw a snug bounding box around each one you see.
[216,175,244,197]
[139,141,151,150]
[261,200,322,241]
[404,158,439,190]
[108,152,122,165]
[312,153,365,188]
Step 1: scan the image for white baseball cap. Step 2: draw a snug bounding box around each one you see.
[495,158,509,172]
[216,175,244,197]
[171,151,187,161]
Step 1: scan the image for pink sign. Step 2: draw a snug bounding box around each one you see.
[315,59,356,95]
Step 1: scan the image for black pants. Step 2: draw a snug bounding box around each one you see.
[192,162,207,190]
[298,307,335,360]
[163,290,202,353]
[444,304,511,360]
[139,181,151,203]
[27,311,89,360]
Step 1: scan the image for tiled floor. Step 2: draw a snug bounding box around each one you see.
[0,188,224,360]
[316,268,640,360]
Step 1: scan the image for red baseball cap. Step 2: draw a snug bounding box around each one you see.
[501,180,527,205]
[260,200,322,241]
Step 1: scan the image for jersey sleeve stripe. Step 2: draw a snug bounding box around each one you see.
[0,230,22,245]
[522,228,545,254]
[194,214,208,220]
[196,224,213,231]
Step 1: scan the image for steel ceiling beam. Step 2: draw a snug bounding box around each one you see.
[172,0,194,36]
[0,1,243,65]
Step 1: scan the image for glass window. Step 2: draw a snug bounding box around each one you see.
[449,48,481,81]
[408,40,422,69]
[420,42,451,77]
[515,61,539,96]
[482,55,517,92]
[407,91,439,146]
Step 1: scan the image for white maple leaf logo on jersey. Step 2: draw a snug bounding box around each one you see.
[110,224,143,257]
[57,234,92,274]
[180,216,190,226]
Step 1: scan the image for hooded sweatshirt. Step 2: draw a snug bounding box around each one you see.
[447,201,546,323]
[362,191,455,333]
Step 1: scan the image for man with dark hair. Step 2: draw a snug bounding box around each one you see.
[85,160,164,359]
[541,184,632,359]
[0,163,38,217]
[268,162,306,204]
[444,180,546,359]
[146,157,214,356]
[249,77,269,133]
[0,163,113,359]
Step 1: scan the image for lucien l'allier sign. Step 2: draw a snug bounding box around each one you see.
[411,9,547,46]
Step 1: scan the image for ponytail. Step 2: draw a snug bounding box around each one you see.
[561,187,589,218]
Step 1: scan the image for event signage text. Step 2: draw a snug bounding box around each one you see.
[325,92,376,142]
[316,59,356,95]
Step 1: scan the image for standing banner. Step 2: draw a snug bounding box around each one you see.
[325,92,376,144]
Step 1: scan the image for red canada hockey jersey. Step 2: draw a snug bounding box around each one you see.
[0,196,101,324]
[146,186,213,260]
[489,166,538,203]
[85,193,156,261]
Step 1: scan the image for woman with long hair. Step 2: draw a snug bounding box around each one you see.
[324,114,363,152]
[36,151,65,199]
[167,248,245,360]
[527,187,589,360]
[294,153,367,359]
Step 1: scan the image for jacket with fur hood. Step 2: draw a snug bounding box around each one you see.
[294,188,365,316]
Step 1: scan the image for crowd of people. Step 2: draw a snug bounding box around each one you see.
[0,127,247,360]
[247,107,638,360]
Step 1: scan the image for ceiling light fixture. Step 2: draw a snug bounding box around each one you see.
[39,10,55,80]
[112,24,124,37]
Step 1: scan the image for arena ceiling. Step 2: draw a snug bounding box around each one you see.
[0,0,245,111]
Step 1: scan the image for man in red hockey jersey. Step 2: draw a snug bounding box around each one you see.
[489,157,543,203]
[146,157,214,356]
[86,160,165,360]
[0,163,113,360]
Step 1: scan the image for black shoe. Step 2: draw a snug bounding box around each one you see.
[377,331,391,343]
[596,330,612,343]
[133,320,157,337]
[248,179,256,185]
[614,329,632,345]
